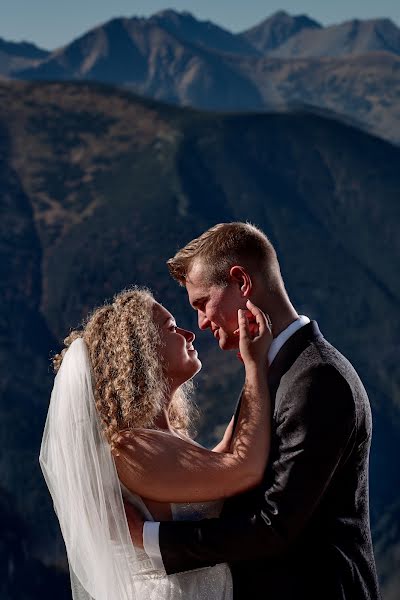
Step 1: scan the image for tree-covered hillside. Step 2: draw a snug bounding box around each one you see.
[0,81,398,598]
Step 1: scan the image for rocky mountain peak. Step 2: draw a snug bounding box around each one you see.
[240,10,321,53]
[148,8,258,55]
[151,9,199,23]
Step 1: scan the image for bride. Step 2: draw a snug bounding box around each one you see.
[40,287,272,599]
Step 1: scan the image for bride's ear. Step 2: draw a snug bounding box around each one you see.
[229,266,252,298]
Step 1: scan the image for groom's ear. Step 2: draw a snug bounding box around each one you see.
[229,266,252,297]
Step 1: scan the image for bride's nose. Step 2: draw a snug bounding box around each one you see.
[182,329,195,343]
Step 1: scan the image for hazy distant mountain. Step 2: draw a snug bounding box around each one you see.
[149,9,259,55]
[0,37,49,76]
[239,10,321,53]
[269,18,400,58]
[235,51,400,144]
[0,80,399,597]
[15,18,153,83]
[0,38,48,59]
[9,10,400,145]
[15,17,262,109]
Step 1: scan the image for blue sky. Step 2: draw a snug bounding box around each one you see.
[2,0,400,50]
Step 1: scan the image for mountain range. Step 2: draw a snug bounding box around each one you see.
[248,14,400,57]
[2,10,400,144]
[0,79,399,598]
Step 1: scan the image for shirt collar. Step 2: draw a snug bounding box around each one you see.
[268,315,311,366]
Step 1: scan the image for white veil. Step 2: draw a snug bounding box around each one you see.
[39,338,143,600]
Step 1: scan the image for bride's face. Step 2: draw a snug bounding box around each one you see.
[153,302,202,389]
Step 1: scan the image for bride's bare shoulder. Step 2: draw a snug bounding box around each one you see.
[118,427,195,443]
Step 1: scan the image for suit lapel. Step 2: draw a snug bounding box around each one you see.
[268,320,323,400]
[232,321,323,431]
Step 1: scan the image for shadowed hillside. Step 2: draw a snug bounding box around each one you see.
[0,81,399,598]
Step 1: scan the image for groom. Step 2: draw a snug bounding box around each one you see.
[127,222,381,599]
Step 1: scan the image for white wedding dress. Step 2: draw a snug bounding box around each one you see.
[120,483,233,600]
[40,338,233,600]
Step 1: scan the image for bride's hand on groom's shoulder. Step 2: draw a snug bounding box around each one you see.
[237,300,272,370]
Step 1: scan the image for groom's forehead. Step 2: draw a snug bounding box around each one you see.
[185,264,211,306]
[186,262,210,292]
[186,259,212,286]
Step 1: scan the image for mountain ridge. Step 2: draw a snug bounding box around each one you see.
[149,9,259,55]
[4,10,400,145]
[0,37,49,58]
[0,36,49,76]
[268,17,400,58]
[239,10,322,53]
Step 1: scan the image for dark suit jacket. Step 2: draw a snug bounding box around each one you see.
[159,322,381,599]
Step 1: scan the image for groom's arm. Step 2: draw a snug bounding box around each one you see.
[155,365,358,574]
[141,415,234,567]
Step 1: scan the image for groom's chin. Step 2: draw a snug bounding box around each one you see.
[218,336,239,351]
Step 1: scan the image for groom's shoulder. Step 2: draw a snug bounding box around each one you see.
[290,322,360,381]
[281,330,370,415]
[277,332,372,442]
[310,332,363,387]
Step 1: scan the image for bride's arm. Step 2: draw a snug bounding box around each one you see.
[114,300,271,503]
[211,416,234,453]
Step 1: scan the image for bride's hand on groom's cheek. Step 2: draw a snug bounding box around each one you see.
[123,500,145,549]
[234,313,258,363]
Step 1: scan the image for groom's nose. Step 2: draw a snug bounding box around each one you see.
[198,311,211,330]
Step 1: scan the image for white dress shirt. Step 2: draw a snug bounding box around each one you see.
[143,315,311,570]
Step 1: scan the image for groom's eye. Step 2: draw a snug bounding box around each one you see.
[192,297,207,311]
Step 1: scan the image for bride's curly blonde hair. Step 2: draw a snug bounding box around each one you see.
[53,287,196,450]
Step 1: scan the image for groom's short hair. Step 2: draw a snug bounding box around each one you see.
[167,222,282,289]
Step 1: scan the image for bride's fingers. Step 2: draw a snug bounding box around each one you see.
[238,308,251,341]
[236,302,271,340]
[245,300,267,335]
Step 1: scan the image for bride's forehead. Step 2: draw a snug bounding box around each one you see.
[153,302,174,325]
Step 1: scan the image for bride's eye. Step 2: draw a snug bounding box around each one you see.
[169,325,177,332]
